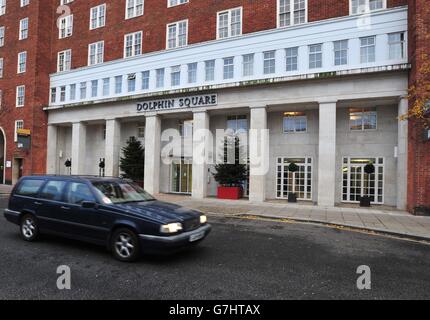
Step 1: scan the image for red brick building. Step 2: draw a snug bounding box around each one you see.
[0,0,428,213]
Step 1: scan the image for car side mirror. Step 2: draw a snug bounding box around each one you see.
[81,201,98,209]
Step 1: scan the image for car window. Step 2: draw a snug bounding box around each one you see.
[40,180,67,202]
[65,182,96,205]
[15,179,45,197]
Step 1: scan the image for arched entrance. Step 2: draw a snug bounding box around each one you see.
[0,127,5,184]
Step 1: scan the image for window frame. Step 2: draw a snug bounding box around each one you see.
[166,19,188,49]
[216,7,243,40]
[277,0,308,28]
[349,0,387,15]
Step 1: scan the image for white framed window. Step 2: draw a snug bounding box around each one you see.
[70,84,76,100]
[278,0,307,28]
[388,32,406,60]
[283,112,307,133]
[263,51,276,74]
[187,63,197,84]
[334,40,348,66]
[15,120,24,142]
[115,76,123,94]
[286,47,298,71]
[102,78,110,96]
[223,57,234,79]
[124,31,142,58]
[0,0,6,16]
[51,88,56,103]
[0,58,3,78]
[309,44,322,69]
[0,26,4,47]
[360,36,376,63]
[350,108,377,131]
[126,0,144,19]
[276,157,313,200]
[57,49,72,72]
[80,82,87,99]
[91,80,98,97]
[90,4,106,30]
[59,15,73,39]
[168,0,188,7]
[166,20,187,49]
[60,0,73,5]
[16,85,25,107]
[350,0,386,15]
[171,65,181,86]
[19,18,29,40]
[21,0,30,7]
[60,86,66,102]
[242,54,254,77]
[205,60,215,81]
[17,52,27,73]
[156,68,165,88]
[88,41,104,65]
[217,7,242,39]
[142,71,150,89]
[127,73,136,92]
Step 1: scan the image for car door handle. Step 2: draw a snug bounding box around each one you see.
[34,201,43,206]
[61,206,71,210]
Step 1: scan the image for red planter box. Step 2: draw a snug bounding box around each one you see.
[217,186,243,200]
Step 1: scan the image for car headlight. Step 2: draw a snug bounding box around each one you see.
[200,215,207,224]
[160,223,183,234]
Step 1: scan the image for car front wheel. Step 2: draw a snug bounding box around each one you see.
[20,214,39,242]
[111,228,140,262]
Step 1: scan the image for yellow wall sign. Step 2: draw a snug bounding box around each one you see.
[17,129,31,136]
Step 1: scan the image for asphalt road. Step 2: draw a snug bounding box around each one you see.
[0,196,429,300]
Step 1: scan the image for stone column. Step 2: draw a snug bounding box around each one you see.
[249,106,269,202]
[317,101,337,207]
[105,119,121,177]
[192,111,210,199]
[144,115,161,194]
[46,124,58,174]
[71,122,87,175]
[397,97,408,210]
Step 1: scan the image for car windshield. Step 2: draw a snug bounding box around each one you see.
[92,181,155,204]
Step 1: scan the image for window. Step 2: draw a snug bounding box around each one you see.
[21,0,30,7]
[0,58,3,78]
[127,74,136,92]
[60,86,66,102]
[276,157,312,200]
[278,0,307,28]
[283,112,307,133]
[16,85,25,107]
[187,63,197,83]
[286,47,298,71]
[0,26,4,47]
[80,82,87,99]
[57,49,71,72]
[227,115,248,134]
[126,0,144,19]
[91,80,98,97]
[142,71,150,89]
[51,88,56,103]
[205,60,215,81]
[90,4,106,30]
[388,32,405,60]
[350,0,386,15]
[349,108,377,131]
[18,52,27,73]
[88,41,104,65]
[263,51,276,74]
[223,57,234,79]
[60,0,73,4]
[115,76,123,94]
[156,68,165,88]
[334,40,348,66]
[19,18,29,40]
[40,180,67,202]
[0,0,5,16]
[243,54,254,77]
[124,31,142,58]
[217,7,242,39]
[59,15,73,39]
[70,84,76,100]
[360,36,376,63]
[309,44,322,69]
[65,182,96,205]
[102,78,110,96]
[171,66,181,86]
[137,123,145,138]
[167,20,187,49]
[168,0,188,7]
[14,120,24,142]
[15,179,46,197]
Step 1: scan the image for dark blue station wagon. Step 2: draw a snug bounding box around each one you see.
[4,176,211,262]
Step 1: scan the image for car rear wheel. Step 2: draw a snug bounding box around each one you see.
[111,228,140,262]
[20,214,39,242]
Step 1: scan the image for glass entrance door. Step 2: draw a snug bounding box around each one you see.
[171,159,192,194]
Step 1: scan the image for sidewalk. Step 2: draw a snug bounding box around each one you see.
[0,184,13,195]
[156,194,430,241]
